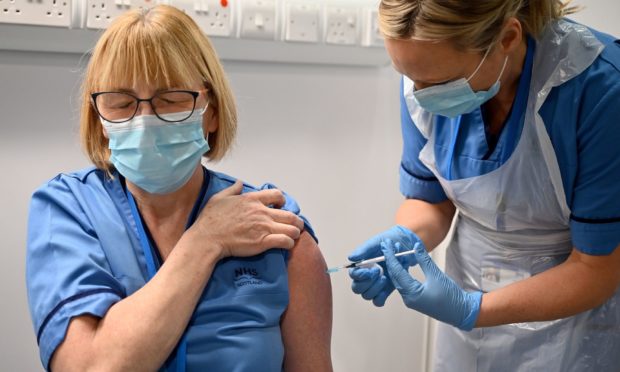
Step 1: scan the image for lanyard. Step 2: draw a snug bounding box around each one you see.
[126,167,209,372]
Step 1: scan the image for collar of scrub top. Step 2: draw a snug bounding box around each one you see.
[445,36,536,181]
[124,166,210,372]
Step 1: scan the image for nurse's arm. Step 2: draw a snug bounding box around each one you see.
[396,198,456,251]
[476,245,620,327]
[50,232,223,372]
[281,231,333,372]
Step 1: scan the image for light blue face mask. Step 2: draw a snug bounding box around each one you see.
[412,48,509,118]
[102,109,210,194]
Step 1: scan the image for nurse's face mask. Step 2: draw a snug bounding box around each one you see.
[412,46,509,118]
[92,89,210,194]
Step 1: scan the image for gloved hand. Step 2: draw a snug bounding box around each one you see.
[348,225,421,306]
[381,238,483,331]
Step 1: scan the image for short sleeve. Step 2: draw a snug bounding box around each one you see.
[399,79,448,203]
[569,55,620,255]
[258,183,318,244]
[26,176,124,370]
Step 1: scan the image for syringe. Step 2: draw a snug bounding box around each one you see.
[326,246,418,274]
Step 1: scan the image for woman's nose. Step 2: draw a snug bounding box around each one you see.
[135,100,155,116]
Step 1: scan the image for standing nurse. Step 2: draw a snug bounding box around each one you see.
[349,0,620,370]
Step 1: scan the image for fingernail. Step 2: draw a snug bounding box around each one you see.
[413,242,420,253]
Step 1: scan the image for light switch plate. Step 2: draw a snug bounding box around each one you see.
[239,0,277,40]
[283,1,319,43]
[362,8,383,47]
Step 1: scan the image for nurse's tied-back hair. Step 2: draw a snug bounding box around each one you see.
[379,0,579,52]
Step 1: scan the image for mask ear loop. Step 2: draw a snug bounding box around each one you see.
[197,87,210,115]
[466,47,509,88]
[496,56,509,82]
[466,47,493,82]
[197,102,210,115]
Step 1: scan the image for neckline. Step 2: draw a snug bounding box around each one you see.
[123,166,211,269]
[480,36,536,162]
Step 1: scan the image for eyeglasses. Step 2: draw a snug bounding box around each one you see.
[91,90,207,124]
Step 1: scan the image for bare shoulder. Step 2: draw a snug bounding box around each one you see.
[288,231,327,273]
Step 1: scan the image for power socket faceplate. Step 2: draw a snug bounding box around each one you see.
[188,0,235,37]
[0,0,71,27]
[86,0,155,29]
[284,2,319,43]
[171,0,233,37]
[324,6,358,46]
[239,0,276,40]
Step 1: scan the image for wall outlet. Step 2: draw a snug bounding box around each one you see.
[86,0,156,29]
[170,0,233,37]
[239,0,276,40]
[283,2,319,43]
[0,0,71,27]
[195,0,234,37]
[362,8,383,47]
[324,6,358,46]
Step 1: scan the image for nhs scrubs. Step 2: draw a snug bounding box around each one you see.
[26,166,316,371]
[400,28,620,255]
[400,20,620,371]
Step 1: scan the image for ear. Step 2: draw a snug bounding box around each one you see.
[203,105,219,135]
[498,17,524,55]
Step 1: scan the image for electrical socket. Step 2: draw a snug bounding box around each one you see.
[324,6,358,46]
[239,0,276,40]
[86,0,156,29]
[362,8,383,47]
[283,2,319,43]
[0,0,71,27]
[170,0,233,37]
[195,0,233,37]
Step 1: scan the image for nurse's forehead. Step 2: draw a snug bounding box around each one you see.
[385,38,471,83]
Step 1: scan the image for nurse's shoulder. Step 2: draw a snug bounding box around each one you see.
[29,166,124,222]
[207,170,317,241]
[31,166,112,198]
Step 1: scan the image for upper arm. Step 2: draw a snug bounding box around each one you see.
[568,66,620,255]
[281,231,333,372]
[26,178,123,370]
[399,78,448,203]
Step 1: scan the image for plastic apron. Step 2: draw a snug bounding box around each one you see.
[403,20,620,371]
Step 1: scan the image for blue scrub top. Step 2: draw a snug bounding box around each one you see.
[26,166,317,371]
[400,25,620,255]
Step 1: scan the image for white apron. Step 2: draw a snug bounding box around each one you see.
[403,20,620,371]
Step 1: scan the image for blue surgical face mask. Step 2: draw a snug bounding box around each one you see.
[102,109,210,194]
[412,48,509,118]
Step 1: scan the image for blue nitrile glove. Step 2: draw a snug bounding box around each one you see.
[348,226,421,307]
[380,238,483,331]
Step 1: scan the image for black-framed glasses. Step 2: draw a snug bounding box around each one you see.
[91,90,206,124]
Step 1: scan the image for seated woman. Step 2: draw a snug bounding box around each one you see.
[26,5,332,371]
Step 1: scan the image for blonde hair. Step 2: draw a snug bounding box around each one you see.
[80,4,237,173]
[379,0,578,51]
